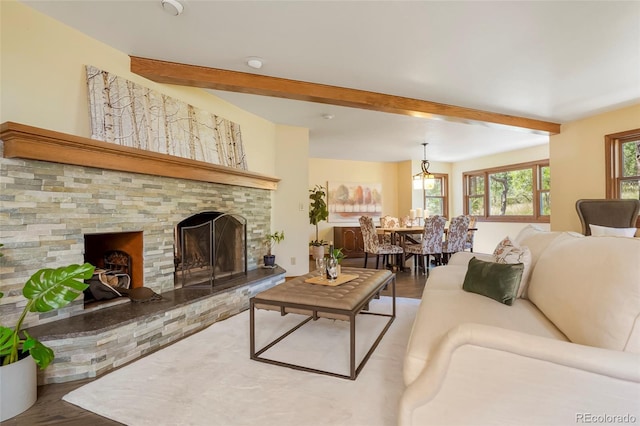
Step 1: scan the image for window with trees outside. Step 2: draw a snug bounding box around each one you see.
[464,160,550,222]
[420,174,448,217]
[606,128,640,226]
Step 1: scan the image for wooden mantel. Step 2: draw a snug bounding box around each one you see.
[0,122,280,190]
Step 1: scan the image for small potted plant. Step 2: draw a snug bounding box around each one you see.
[309,184,329,260]
[332,247,346,264]
[332,247,346,274]
[0,261,95,421]
[263,231,284,268]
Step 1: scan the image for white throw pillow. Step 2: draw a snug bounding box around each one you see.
[589,224,637,237]
[493,236,532,298]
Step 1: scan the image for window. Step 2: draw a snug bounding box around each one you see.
[463,160,550,222]
[606,129,640,199]
[418,174,448,217]
[467,175,485,216]
[605,128,640,226]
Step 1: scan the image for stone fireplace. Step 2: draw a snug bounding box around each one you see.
[0,122,279,324]
[0,122,284,383]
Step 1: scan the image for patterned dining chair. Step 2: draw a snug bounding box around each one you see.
[404,215,446,276]
[359,216,404,269]
[380,215,400,228]
[379,215,400,244]
[442,215,471,264]
[400,216,420,228]
[464,215,477,252]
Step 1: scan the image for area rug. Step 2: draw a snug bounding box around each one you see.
[63,297,419,426]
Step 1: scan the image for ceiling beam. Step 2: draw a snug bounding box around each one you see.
[130,56,561,135]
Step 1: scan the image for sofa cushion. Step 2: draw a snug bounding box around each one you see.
[403,289,568,385]
[426,253,499,292]
[462,257,524,305]
[493,236,532,298]
[514,225,562,263]
[514,225,580,298]
[527,236,640,353]
[424,265,469,291]
[589,224,637,237]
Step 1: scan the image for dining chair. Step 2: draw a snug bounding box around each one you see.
[400,215,420,228]
[464,215,477,252]
[359,216,404,269]
[380,215,400,228]
[379,215,400,244]
[442,215,471,263]
[404,215,446,276]
[575,199,640,235]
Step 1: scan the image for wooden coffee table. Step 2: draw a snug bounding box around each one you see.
[250,267,396,380]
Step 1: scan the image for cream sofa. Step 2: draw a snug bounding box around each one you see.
[399,226,640,426]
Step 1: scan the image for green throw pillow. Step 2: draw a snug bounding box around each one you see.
[462,257,524,306]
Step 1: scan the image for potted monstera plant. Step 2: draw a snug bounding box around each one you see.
[309,184,329,260]
[263,231,284,268]
[0,261,95,421]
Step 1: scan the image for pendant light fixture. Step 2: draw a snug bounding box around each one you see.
[412,142,436,190]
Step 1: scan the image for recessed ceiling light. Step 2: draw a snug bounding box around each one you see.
[322,114,335,120]
[246,57,264,69]
[161,0,183,16]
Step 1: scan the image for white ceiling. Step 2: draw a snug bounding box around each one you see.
[22,0,640,163]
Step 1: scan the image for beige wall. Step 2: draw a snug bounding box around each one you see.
[550,104,640,233]
[397,161,414,218]
[273,125,310,276]
[308,158,399,246]
[0,1,278,175]
[1,1,310,274]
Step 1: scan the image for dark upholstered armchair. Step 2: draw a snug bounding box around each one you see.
[575,199,640,235]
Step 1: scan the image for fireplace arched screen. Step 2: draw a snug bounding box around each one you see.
[175,212,247,288]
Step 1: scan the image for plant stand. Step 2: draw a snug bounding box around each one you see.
[0,354,37,421]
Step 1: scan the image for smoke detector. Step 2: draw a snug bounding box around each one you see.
[246,57,264,70]
[161,0,183,16]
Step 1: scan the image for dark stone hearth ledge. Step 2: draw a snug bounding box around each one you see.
[27,266,286,340]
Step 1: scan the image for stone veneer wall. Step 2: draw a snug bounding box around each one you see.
[0,141,272,329]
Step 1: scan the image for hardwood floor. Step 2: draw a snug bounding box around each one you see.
[3,258,427,425]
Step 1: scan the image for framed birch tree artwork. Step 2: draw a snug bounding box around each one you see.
[85,65,247,169]
[327,181,383,223]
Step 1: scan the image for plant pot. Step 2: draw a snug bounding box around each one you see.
[310,245,325,260]
[0,354,37,421]
[263,255,276,267]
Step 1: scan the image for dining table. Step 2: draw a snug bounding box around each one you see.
[376,226,478,271]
